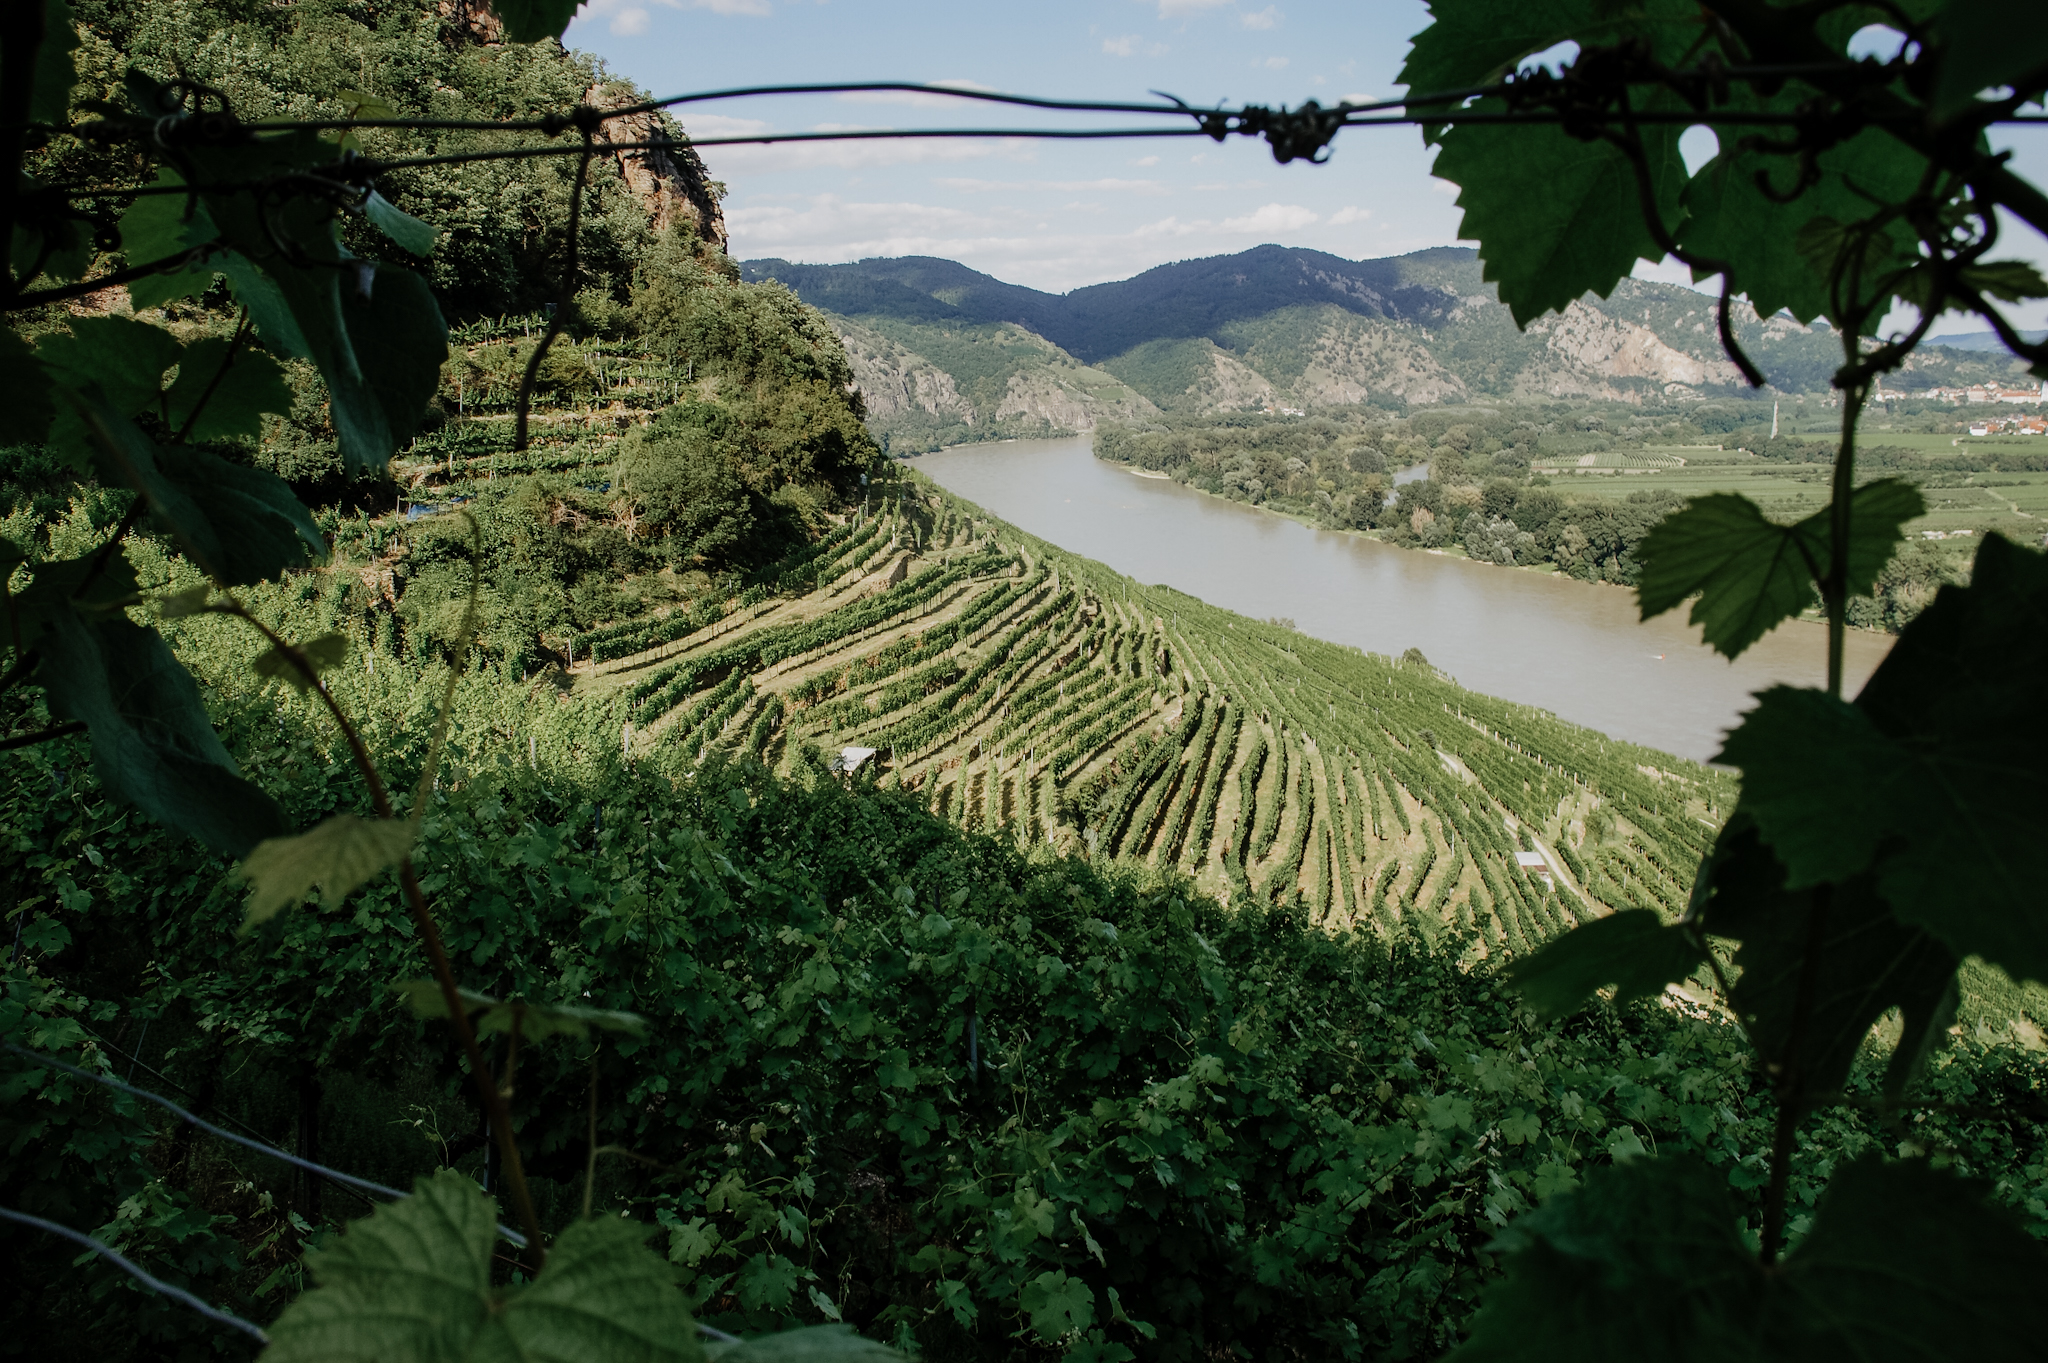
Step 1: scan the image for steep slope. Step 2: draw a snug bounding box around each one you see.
[745,246,2040,438]
[564,472,1734,950]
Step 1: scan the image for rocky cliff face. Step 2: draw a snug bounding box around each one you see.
[583,82,729,252]
[834,318,975,426]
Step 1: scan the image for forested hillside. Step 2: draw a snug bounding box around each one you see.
[747,247,2037,446]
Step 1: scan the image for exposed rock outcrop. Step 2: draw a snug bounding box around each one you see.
[583,81,729,251]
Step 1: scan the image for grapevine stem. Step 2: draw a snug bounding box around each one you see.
[1761,882,1831,1265]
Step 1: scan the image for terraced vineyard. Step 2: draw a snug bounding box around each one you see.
[568,472,1735,955]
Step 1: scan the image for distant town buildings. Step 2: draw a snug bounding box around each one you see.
[1879,379,2048,406]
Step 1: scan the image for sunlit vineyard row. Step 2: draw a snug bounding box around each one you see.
[556,471,1736,956]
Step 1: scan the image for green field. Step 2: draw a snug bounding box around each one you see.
[1535,440,2048,543]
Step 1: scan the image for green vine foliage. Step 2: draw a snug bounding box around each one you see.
[3,0,2048,1359]
[1410,0,2048,1353]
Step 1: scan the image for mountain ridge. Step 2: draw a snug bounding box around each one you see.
[743,246,2035,446]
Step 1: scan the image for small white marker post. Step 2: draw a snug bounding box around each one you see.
[622,723,633,760]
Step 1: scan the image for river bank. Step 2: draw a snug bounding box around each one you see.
[918,435,1892,762]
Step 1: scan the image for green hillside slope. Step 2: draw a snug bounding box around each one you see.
[562,467,1734,951]
[746,247,2038,441]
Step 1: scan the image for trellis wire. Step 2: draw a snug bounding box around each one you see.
[0,1204,271,1344]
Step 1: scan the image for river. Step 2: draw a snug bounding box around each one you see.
[914,436,1893,763]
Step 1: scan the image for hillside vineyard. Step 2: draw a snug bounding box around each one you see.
[570,477,1733,951]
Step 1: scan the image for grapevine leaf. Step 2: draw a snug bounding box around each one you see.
[1849,533,2048,985]
[1455,1155,2048,1359]
[71,401,324,586]
[1635,481,1923,660]
[1019,1270,1096,1342]
[339,263,450,465]
[8,551,141,654]
[1504,909,1704,1019]
[1678,127,1928,326]
[216,250,308,358]
[1931,0,2048,121]
[395,982,649,1041]
[1771,1158,2048,1354]
[1715,688,1905,888]
[1693,824,1959,1100]
[118,171,221,310]
[1450,1156,1758,1361]
[240,814,416,927]
[35,316,181,418]
[363,191,440,257]
[486,0,586,44]
[30,0,77,127]
[252,633,349,691]
[0,328,55,444]
[1956,259,2048,304]
[265,1168,704,1363]
[705,1327,901,1363]
[34,610,287,856]
[1431,102,1686,326]
[1397,0,1596,119]
[163,337,294,443]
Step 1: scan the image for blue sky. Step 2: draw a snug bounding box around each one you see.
[564,0,2047,333]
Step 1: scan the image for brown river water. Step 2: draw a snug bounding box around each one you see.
[915,436,1893,764]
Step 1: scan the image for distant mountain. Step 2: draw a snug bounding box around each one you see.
[1923,329,2048,353]
[743,246,2034,446]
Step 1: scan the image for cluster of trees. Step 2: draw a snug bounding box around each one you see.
[1096,407,1981,609]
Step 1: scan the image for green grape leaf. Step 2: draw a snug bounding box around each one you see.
[1716,687,1906,888]
[1678,127,1928,326]
[487,0,587,43]
[1693,824,1958,1100]
[1451,1155,1757,1361]
[1956,259,2048,304]
[1397,0,1594,118]
[1635,481,1924,659]
[70,400,325,586]
[241,814,416,927]
[30,0,77,127]
[118,171,221,310]
[338,263,450,466]
[394,981,649,1042]
[705,1327,903,1363]
[1931,0,2048,120]
[1848,533,2048,985]
[1771,1157,2048,1355]
[252,633,350,691]
[1454,1155,2048,1360]
[216,250,308,358]
[1504,909,1705,1019]
[34,609,288,856]
[164,337,294,443]
[265,1169,704,1363]
[363,191,440,257]
[0,328,55,444]
[36,316,182,419]
[1019,1270,1095,1342]
[1431,103,1686,326]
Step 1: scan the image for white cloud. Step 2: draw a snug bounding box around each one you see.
[674,113,770,139]
[834,81,999,109]
[1219,202,1319,234]
[1260,56,1289,69]
[1131,155,1160,167]
[936,177,1169,195]
[1155,0,1231,14]
[1327,205,1371,225]
[672,0,773,14]
[1241,6,1281,29]
[1430,178,1461,195]
[610,6,649,34]
[1103,34,1140,56]
[698,135,1032,175]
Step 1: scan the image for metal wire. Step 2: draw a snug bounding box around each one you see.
[3,1044,528,1248]
[0,1205,271,1344]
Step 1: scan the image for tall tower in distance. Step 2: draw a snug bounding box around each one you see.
[1771,399,1780,439]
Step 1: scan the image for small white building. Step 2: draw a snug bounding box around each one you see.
[831,746,878,775]
[1515,850,1553,887]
